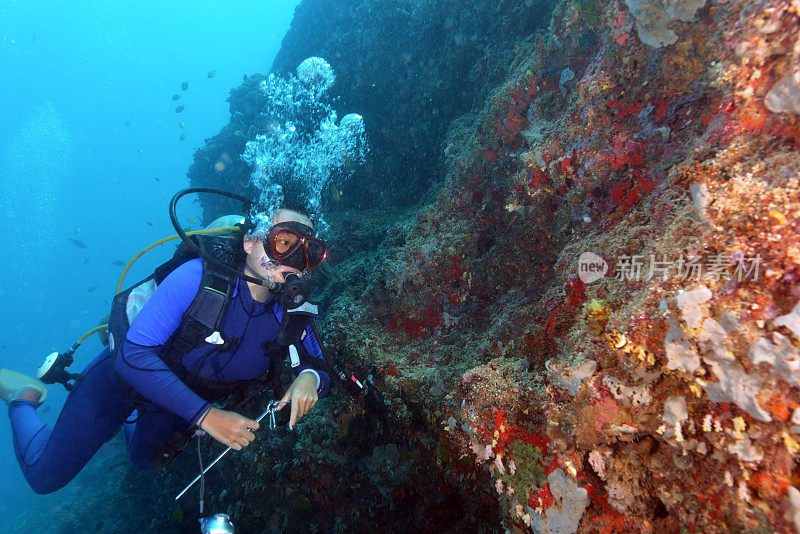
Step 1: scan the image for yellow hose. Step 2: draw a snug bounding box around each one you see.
[115,226,241,294]
[76,324,108,345]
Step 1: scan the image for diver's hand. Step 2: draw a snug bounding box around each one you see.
[198,407,259,450]
[279,373,318,429]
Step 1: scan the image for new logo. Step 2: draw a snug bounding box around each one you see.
[578,252,608,284]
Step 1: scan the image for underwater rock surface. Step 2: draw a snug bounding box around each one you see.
[180,0,800,532]
[189,0,557,217]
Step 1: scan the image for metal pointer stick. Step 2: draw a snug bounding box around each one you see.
[175,400,285,501]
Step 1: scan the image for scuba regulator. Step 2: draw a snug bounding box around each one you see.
[278,272,310,309]
[170,187,319,310]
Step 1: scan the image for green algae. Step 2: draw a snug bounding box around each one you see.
[289,492,312,512]
[574,0,601,26]
[172,504,183,523]
[500,439,547,494]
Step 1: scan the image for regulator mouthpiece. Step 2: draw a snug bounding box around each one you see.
[278,272,309,310]
[200,513,235,534]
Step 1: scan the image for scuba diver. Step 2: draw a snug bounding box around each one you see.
[0,190,340,500]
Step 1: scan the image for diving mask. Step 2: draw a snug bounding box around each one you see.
[265,222,327,270]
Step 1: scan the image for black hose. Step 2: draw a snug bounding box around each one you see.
[168,188,267,286]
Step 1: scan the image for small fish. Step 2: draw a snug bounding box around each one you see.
[147,221,154,226]
[202,156,210,162]
[207,70,216,79]
[180,133,186,141]
[69,238,87,249]
[88,286,97,292]
[331,185,342,202]
[154,177,160,182]
[124,120,131,127]
[187,218,196,224]
[172,94,181,101]
[74,227,81,234]
[112,260,126,266]
[137,148,143,153]
[175,106,184,113]
[181,81,189,91]
[179,120,185,129]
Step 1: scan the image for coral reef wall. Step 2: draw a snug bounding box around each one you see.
[183,0,800,532]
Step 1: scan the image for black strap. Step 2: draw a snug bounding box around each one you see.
[275,309,315,346]
[150,426,197,467]
[153,238,200,285]
[268,345,288,401]
[271,304,364,396]
[162,258,237,377]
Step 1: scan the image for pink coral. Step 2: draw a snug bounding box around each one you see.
[588,450,606,479]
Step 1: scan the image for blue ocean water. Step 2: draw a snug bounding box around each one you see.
[0,0,299,525]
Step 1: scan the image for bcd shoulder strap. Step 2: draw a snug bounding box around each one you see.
[161,257,238,379]
[275,301,318,347]
[251,301,317,400]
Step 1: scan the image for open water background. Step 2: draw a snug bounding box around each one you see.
[0,0,299,525]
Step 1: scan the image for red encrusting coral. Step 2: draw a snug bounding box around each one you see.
[496,77,539,147]
[610,172,655,211]
[388,301,444,339]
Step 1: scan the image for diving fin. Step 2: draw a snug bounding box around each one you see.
[0,369,47,406]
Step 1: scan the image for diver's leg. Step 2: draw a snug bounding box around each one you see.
[7,347,131,494]
[124,403,191,471]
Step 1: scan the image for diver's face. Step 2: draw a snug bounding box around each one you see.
[243,210,313,284]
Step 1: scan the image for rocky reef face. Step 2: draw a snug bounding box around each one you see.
[189,0,557,213]
[185,0,800,532]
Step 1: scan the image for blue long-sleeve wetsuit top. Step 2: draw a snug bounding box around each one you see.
[114,258,330,425]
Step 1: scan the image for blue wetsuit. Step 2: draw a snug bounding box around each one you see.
[8,259,330,494]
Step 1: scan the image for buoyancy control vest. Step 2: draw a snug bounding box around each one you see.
[109,234,332,467]
[108,233,321,411]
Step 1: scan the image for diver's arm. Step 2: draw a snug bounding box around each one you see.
[116,341,210,424]
[118,342,259,448]
[114,259,210,425]
[295,321,331,397]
